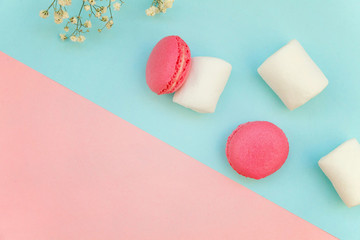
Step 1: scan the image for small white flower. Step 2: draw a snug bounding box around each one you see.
[59,0,72,6]
[59,34,67,41]
[56,10,64,18]
[70,17,77,24]
[64,26,69,32]
[106,20,114,29]
[145,6,160,16]
[84,20,92,28]
[39,10,49,19]
[164,0,174,9]
[101,16,109,22]
[113,2,121,11]
[158,2,166,13]
[84,5,91,11]
[70,35,77,42]
[95,12,101,18]
[62,11,69,19]
[101,6,107,14]
[88,0,96,6]
[77,35,86,43]
[158,0,174,13]
[54,18,63,24]
[54,13,63,24]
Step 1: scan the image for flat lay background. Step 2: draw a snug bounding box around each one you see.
[1,0,360,239]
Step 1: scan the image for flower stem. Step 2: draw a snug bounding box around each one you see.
[47,0,56,11]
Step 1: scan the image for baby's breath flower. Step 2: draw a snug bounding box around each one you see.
[59,0,72,6]
[101,16,109,22]
[70,35,77,42]
[84,20,92,28]
[62,11,69,19]
[106,20,114,29]
[57,10,64,17]
[39,10,49,19]
[88,0,96,6]
[164,0,174,9]
[54,13,63,24]
[78,35,86,43]
[40,0,127,43]
[70,16,77,24]
[146,0,174,16]
[113,2,121,11]
[158,2,166,13]
[145,6,159,16]
[101,6,107,14]
[60,34,67,40]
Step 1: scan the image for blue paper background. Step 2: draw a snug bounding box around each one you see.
[1,0,360,239]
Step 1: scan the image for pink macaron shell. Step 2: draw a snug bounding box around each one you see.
[226,121,289,180]
[146,36,191,95]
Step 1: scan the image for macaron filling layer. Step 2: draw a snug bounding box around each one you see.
[159,37,191,94]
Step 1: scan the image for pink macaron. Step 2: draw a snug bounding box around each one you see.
[146,36,191,95]
[226,121,289,180]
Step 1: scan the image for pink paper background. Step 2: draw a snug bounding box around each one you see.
[0,52,336,239]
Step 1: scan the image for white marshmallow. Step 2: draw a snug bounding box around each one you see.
[173,57,232,113]
[257,40,328,110]
[319,139,360,208]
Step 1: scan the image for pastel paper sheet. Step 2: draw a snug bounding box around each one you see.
[258,40,329,110]
[0,52,335,240]
[319,139,360,208]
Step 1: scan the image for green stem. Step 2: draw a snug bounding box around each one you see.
[47,0,56,10]
[67,1,86,37]
[90,5,97,16]
[78,1,85,17]
[108,0,113,19]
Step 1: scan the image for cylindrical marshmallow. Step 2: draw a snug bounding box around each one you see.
[173,57,232,113]
[319,139,360,208]
[257,40,329,110]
